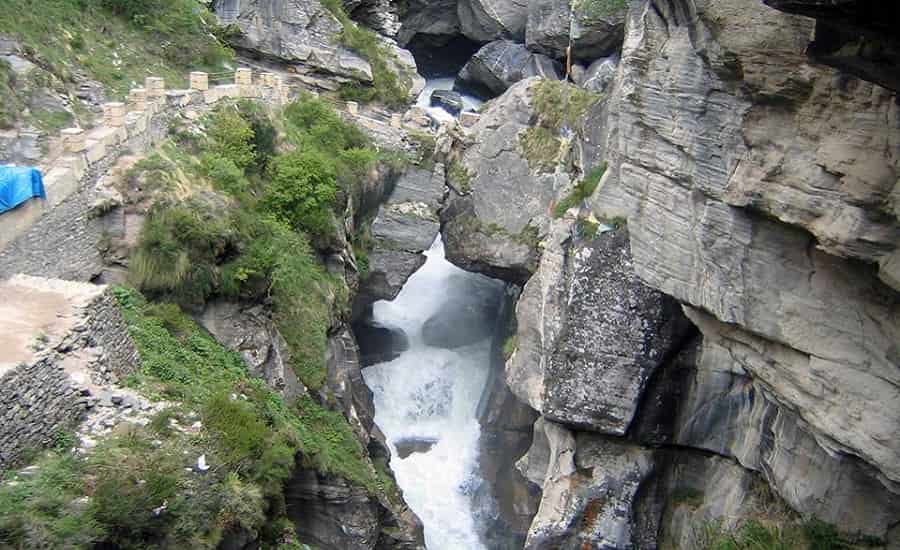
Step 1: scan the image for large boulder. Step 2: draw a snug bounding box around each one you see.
[420,272,504,349]
[507,227,691,431]
[577,54,618,93]
[440,78,575,284]
[458,40,561,96]
[458,0,529,42]
[525,0,627,61]
[429,89,464,116]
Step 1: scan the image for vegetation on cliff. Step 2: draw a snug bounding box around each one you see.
[0,0,232,133]
[0,286,376,548]
[128,96,387,390]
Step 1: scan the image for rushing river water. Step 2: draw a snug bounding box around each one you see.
[415,77,485,121]
[361,237,503,549]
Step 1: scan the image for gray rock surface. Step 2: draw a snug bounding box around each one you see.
[577,54,618,93]
[429,89,464,116]
[396,0,460,46]
[509,228,691,431]
[420,272,504,349]
[359,164,444,304]
[458,40,561,96]
[440,78,571,283]
[525,0,626,61]
[226,0,374,82]
[199,300,305,404]
[458,0,529,42]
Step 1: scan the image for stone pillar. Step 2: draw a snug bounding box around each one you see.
[235,68,252,85]
[103,102,126,127]
[346,101,359,115]
[128,88,147,111]
[189,71,209,91]
[61,128,85,153]
[391,112,402,129]
[145,77,165,98]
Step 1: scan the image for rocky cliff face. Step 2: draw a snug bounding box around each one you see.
[438,0,900,546]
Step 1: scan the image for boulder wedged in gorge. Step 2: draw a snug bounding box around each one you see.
[525,0,626,61]
[458,40,561,95]
[506,227,692,432]
[457,0,529,42]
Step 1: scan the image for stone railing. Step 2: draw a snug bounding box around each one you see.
[0,68,289,252]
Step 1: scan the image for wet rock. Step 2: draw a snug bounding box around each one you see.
[396,0,460,46]
[358,164,445,307]
[421,272,505,349]
[429,89,463,116]
[394,437,438,458]
[578,54,618,93]
[326,328,376,441]
[458,40,561,96]
[440,79,570,284]
[353,320,409,366]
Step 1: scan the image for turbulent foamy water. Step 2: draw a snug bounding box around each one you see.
[362,237,493,549]
[415,77,484,121]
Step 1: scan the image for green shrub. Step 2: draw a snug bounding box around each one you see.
[502,336,517,359]
[448,159,473,193]
[201,153,249,196]
[521,80,601,171]
[521,126,564,172]
[207,108,257,171]
[262,149,338,239]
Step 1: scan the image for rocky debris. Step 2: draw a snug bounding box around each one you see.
[353,320,409,366]
[199,300,305,404]
[420,272,505,349]
[525,0,626,61]
[358,164,445,306]
[458,40,561,96]
[458,0,529,43]
[0,277,140,467]
[429,89,464,116]
[509,228,691,431]
[440,78,574,283]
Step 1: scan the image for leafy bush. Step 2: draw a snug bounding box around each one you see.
[262,150,338,238]
[207,108,257,171]
[201,153,249,196]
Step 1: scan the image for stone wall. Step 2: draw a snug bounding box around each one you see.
[0,277,139,468]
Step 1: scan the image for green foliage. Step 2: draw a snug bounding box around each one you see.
[207,107,258,171]
[320,0,411,108]
[0,59,22,129]
[521,79,601,171]
[201,153,250,196]
[448,159,473,193]
[129,203,236,305]
[553,161,607,217]
[0,0,232,102]
[576,217,601,239]
[802,519,853,550]
[521,126,564,172]
[407,130,436,170]
[262,149,338,238]
[575,0,627,21]
[502,335,517,359]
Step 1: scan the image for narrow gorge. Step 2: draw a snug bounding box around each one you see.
[0,0,897,549]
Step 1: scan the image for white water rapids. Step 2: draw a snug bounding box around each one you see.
[415,77,484,122]
[361,237,496,550]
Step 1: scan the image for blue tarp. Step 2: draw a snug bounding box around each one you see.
[0,166,45,214]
